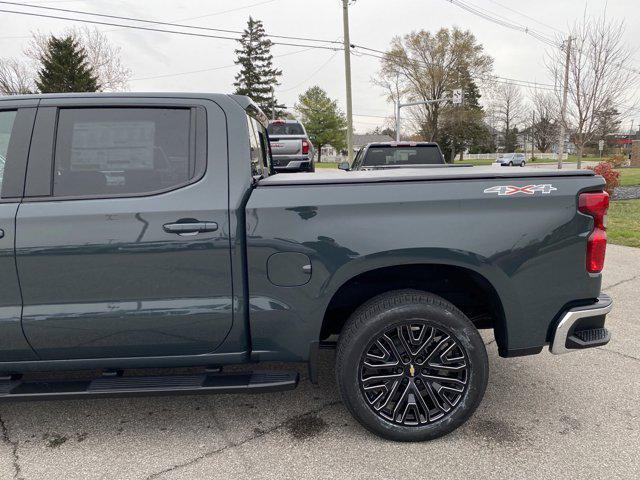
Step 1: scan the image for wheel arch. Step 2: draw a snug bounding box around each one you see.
[319,257,510,354]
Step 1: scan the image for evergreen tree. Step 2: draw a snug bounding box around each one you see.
[234,17,282,118]
[295,86,346,162]
[36,35,99,93]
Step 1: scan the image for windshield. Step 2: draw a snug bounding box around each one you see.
[362,146,444,166]
[267,123,304,135]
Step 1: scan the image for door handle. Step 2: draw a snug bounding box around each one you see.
[163,222,218,236]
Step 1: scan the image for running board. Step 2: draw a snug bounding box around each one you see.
[0,370,299,401]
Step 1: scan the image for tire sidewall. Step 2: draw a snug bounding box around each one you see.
[337,297,488,442]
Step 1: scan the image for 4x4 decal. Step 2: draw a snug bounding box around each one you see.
[483,184,557,196]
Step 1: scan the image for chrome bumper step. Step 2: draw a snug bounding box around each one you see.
[550,294,613,355]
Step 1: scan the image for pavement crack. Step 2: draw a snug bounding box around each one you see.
[603,275,639,290]
[143,400,342,480]
[596,347,640,362]
[0,413,22,480]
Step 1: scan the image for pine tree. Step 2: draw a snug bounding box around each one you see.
[233,17,282,117]
[36,35,99,93]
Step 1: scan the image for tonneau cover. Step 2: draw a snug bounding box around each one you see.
[259,166,594,186]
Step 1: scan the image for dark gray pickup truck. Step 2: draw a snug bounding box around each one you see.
[0,93,612,442]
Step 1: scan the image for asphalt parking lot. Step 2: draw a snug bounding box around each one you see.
[0,244,638,480]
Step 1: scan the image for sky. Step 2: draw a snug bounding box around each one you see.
[0,0,639,132]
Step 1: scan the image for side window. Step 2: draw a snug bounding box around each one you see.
[247,115,263,177]
[53,108,195,197]
[0,110,17,196]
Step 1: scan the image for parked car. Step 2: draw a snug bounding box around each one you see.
[342,142,445,170]
[0,93,612,443]
[267,119,315,172]
[496,152,526,167]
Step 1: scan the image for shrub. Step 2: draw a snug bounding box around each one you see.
[605,154,627,168]
[589,162,620,195]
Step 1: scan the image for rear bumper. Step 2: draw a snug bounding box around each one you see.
[273,158,312,171]
[549,294,613,354]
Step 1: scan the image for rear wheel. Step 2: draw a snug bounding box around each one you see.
[520,161,526,167]
[336,290,488,442]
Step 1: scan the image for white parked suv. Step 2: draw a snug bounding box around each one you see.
[496,153,526,167]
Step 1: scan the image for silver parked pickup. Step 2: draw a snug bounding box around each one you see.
[267,119,315,172]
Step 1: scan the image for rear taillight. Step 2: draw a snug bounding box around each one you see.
[302,140,310,155]
[579,191,609,273]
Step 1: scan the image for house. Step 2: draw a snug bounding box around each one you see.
[353,133,395,151]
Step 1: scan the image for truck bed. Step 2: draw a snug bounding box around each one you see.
[260,166,594,186]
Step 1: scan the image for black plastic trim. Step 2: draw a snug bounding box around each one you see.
[0,107,37,199]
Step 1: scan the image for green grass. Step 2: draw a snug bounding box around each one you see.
[567,155,601,163]
[617,168,640,187]
[316,162,339,169]
[608,200,640,248]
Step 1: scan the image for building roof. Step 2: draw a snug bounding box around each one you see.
[352,134,395,146]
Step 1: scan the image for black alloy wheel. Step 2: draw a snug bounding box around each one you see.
[359,321,469,426]
[336,290,488,442]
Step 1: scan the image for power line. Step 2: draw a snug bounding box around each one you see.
[0,0,280,40]
[130,47,316,82]
[442,0,560,48]
[444,0,640,81]
[277,51,339,92]
[0,1,342,46]
[486,0,563,34]
[351,45,557,87]
[0,1,565,95]
[351,49,558,91]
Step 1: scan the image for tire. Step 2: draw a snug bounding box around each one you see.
[508,161,513,166]
[307,161,315,172]
[336,290,488,442]
[520,161,526,167]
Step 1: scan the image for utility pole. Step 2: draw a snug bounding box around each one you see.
[557,36,572,170]
[531,111,535,161]
[271,87,275,121]
[341,0,354,163]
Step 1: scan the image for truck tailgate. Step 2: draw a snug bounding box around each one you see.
[269,136,302,156]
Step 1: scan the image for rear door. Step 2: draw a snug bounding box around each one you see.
[0,101,38,362]
[16,97,234,360]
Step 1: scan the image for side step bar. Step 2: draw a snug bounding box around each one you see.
[0,370,298,401]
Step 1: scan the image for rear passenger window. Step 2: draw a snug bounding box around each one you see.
[0,110,17,195]
[53,108,195,197]
[247,116,269,177]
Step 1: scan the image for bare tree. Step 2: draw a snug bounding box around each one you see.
[491,83,525,151]
[378,27,493,140]
[547,14,638,167]
[25,27,131,91]
[371,73,407,139]
[531,90,558,153]
[0,58,34,95]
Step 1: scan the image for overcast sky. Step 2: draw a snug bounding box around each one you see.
[1,0,638,132]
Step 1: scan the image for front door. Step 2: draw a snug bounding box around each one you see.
[16,98,234,360]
